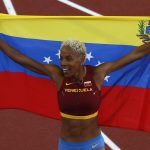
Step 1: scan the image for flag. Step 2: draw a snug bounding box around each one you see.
[0,15,150,132]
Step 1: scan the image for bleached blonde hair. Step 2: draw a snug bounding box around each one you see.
[60,40,86,57]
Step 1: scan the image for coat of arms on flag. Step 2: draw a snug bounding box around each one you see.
[137,20,150,43]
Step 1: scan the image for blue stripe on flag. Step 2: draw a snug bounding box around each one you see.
[0,34,150,88]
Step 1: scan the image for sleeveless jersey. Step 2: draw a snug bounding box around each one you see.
[57,65,101,117]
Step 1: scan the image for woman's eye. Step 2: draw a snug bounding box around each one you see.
[60,56,73,62]
[66,57,73,61]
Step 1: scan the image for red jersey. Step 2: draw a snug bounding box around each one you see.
[58,65,101,118]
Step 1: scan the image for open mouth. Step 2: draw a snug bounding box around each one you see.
[62,68,69,73]
[62,67,70,74]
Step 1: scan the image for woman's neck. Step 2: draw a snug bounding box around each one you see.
[73,66,86,83]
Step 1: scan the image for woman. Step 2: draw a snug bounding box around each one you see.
[0,39,150,150]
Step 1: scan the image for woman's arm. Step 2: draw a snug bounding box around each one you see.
[94,42,150,80]
[0,39,63,81]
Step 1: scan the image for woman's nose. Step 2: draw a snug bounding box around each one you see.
[60,59,67,66]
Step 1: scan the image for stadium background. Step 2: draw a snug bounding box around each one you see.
[0,0,150,150]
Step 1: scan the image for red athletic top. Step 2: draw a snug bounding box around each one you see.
[58,65,101,116]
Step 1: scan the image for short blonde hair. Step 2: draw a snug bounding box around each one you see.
[60,39,86,57]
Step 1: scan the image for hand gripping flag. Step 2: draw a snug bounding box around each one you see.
[0,15,150,132]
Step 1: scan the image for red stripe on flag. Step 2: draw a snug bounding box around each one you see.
[0,72,150,132]
[0,72,60,119]
[99,86,150,132]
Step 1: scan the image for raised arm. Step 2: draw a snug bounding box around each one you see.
[94,42,150,84]
[0,40,63,88]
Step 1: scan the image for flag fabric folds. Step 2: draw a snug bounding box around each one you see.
[0,15,150,132]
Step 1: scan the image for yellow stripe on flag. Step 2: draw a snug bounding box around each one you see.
[0,14,150,46]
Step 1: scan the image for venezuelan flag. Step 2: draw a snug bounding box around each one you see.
[0,14,150,132]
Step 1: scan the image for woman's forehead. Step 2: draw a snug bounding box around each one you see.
[60,47,76,56]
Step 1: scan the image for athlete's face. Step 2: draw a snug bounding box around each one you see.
[60,46,85,77]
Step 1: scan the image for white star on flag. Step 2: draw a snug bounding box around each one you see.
[104,76,110,82]
[43,56,52,64]
[95,61,111,82]
[86,52,94,61]
[56,50,60,59]
[95,61,104,66]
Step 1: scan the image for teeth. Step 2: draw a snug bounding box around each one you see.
[63,68,68,71]
[62,68,69,73]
